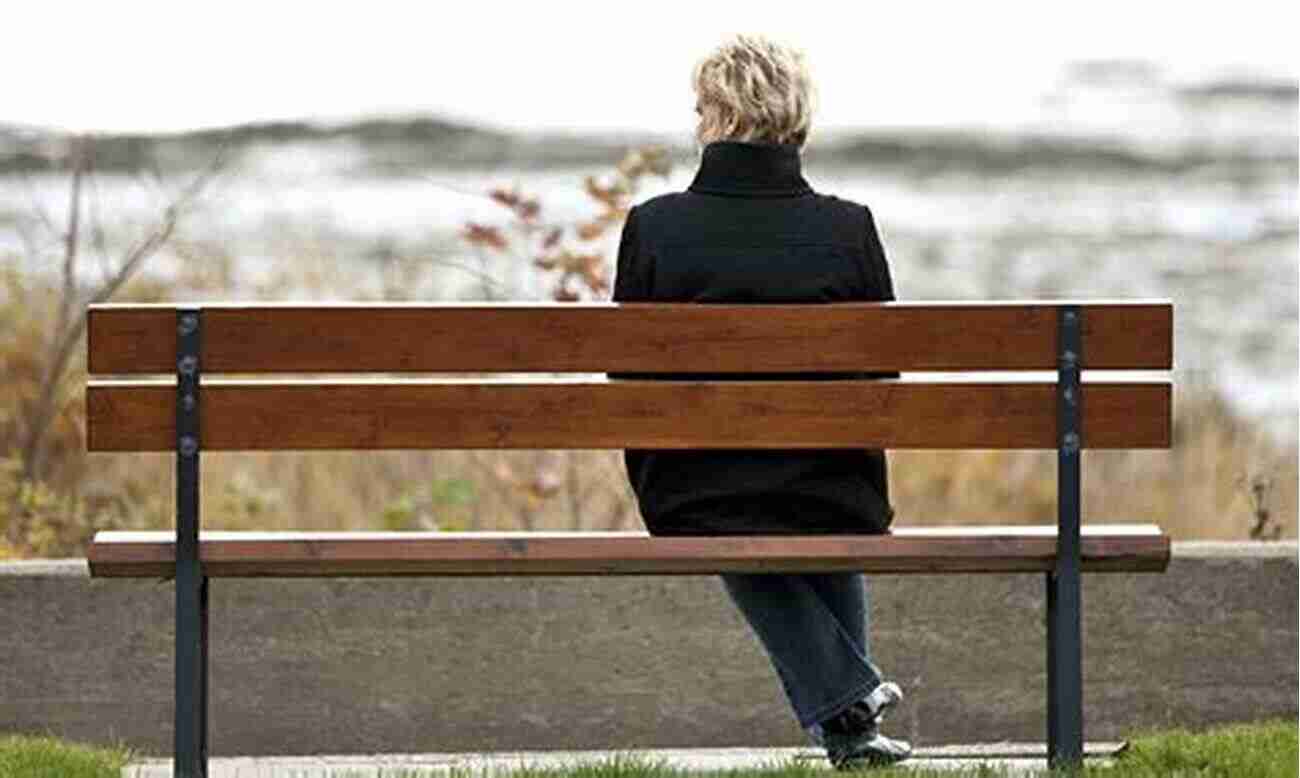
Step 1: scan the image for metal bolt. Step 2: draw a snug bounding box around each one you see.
[178,355,198,376]
[181,393,196,412]
[1060,350,1077,368]
[1063,309,1077,324]
[1063,387,1076,405]
[178,436,198,457]
[177,313,199,336]
[1062,432,1080,453]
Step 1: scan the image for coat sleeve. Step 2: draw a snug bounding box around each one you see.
[606,207,651,502]
[607,205,651,381]
[611,205,649,303]
[861,205,901,381]
[861,206,897,528]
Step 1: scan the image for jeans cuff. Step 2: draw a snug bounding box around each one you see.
[799,676,881,732]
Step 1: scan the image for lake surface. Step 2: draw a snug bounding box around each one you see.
[2,72,1295,444]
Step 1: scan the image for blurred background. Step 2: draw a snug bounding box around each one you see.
[1,3,1295,556]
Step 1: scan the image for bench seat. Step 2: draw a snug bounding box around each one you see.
[88,524,1169,578]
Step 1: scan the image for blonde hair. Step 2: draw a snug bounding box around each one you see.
[691,33,816,148]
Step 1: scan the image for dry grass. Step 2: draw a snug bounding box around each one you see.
[66,375,1291,546]
[4,310,1296,559]
[3,262,1295,557]
[889,379,1297,540]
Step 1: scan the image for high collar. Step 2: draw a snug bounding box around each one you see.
[688,140,813,197]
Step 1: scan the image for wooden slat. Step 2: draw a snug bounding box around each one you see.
[86,524,1171,577]
[86,378,1171,451]
[87,301,1173,374]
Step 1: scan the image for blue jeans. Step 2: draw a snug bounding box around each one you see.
[719,571,885,739]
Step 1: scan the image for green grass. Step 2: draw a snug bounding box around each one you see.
[0,732,134,778]
[1104,719,1298,777]
[2,720,1294,778]
[339,720,1299,778]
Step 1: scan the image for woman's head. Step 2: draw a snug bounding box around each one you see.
[691,33,816,150]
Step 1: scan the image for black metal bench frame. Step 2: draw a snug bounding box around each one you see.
[100,302,1135,777]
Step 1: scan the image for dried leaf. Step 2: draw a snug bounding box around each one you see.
[462,223,508,252]
[488,187,521,208]
[583,175,625,209]
[517,198,540,221]
[576,220,607,241]
[587,271,610,295]
[575,253,603,275]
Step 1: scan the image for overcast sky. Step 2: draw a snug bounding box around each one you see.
[5,1,1295,135]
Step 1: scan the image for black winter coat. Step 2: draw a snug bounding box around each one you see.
[608,140,900,536]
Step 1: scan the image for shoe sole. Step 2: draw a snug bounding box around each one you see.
[831,741,913,771]
[832,752,911,771]
[809,681,906,750]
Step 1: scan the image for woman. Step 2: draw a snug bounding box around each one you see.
[609,34,912,769]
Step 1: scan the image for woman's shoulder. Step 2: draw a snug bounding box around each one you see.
[809,190,879,222]
[631,189,878,224]
[630,190,689,218]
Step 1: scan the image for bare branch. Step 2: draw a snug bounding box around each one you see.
[424,256,507,295]
[19,170,59,238]
[15,142,229,491]
[10,214,45,266]
[86,161,114,285]
[53,136,87,348]
[91,141,229,306]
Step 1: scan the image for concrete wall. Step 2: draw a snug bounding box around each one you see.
[2,543,1295,758]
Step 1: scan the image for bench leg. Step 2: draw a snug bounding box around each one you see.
[1046,568,1082,768]
[176,569,209,778]
[174,307,208,777]
[1048,303,1084,769]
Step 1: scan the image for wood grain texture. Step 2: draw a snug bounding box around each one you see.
[86,301,1174,374]
[86,378,1171,451]
[86,524,1171,577]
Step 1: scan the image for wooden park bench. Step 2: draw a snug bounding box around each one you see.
[85,300,1173,777]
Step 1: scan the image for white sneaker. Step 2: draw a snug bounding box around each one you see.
[808,681,905,745]
[862,681,904,723]
[816,681,912,769]
[828,731,913,770]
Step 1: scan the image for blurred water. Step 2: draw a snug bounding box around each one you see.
[1,70,1295,445]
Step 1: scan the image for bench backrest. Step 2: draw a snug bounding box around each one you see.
[86,301,1172,452]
